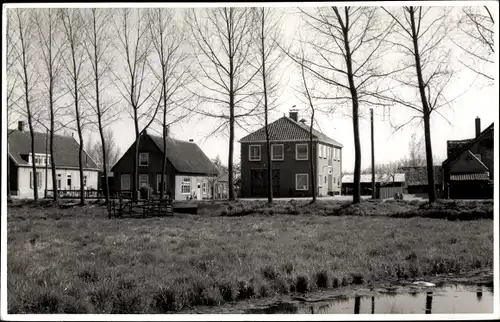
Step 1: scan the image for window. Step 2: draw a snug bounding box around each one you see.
[30,172,42,188]
[322,145,326,159]
[83,175,87,187]
[202,182,207,194]
[181,177,191,194]
[57,179,61,189]
[67,174,72,188]
[271,144,284,161]
[296,144,308,160]
[296,173,309,190]
[139,153,149,166]
[121,174,130,190]
[249,145,261,161]
[318,175,322,187]
[333,177,336,183]
[139,174,149,188]
[325,176,327,184]
[156,174,167,192]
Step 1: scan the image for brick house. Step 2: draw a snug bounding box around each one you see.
[442,118,494,199]
[8,121,100,199]
[111,131,219,201]
[239,111,343,198]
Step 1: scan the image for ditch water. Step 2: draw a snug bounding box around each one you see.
[245,284,494,314]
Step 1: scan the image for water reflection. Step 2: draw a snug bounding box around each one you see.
[246,284,494,314]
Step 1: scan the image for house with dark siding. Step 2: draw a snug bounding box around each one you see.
[442,118,494,199]
[238,111,343,198]
[8,121,100,199]
[111,131,219,200]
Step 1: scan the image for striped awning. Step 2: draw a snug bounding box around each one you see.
[450,172,489,181]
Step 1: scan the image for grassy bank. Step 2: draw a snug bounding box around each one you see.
[199,199,494,220]
[7,203,493,313]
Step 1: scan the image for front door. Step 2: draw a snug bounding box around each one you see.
[250,169,264,197]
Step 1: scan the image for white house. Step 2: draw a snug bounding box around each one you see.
[8,121,100,199]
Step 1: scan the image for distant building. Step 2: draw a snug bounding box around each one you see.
[111,131,219,201]
[442,118,494,199]
[341,173,405,196]
[238,110,343,198]
[400,166,443,196]
[8,121,100,199]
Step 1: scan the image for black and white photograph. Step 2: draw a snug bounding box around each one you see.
[1,1,498,320]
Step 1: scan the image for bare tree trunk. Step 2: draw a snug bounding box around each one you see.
[408,7,436,202]
[16,9,38,200]
[309,111,316,203]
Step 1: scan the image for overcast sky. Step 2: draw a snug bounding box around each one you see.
[5,2,499,173]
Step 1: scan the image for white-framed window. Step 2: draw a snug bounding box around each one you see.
[296,173,309,191]
[139,174,149,188]
[156,174,167,192]
[121,174,130,190]
[296,143,308,160]
[202,182,207,194]
[271,144,284,161]
[83,175,87,187]
[181,177,191,194]
[139,152,149,166]
[325,176,327,184]
[249,145,261,161]
[333,177,336,183]
[67,174,72,188]
[30,172,42,188]
[318,174,322,187]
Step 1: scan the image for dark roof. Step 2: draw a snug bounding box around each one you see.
[401,166,443,186]
[443,123,494,166]
[8,129,98,169]
[149,134,219,175]
[239,116,343,147]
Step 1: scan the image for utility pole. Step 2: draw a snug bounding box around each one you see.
[371,108,375,199]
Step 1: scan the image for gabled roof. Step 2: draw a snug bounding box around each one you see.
[238,116,343,147]
[149,134,219,175]
[401,166,443,186]
[443,122,494,166]
[8,129,99,169]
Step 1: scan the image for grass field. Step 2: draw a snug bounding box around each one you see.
[7,200,494,313]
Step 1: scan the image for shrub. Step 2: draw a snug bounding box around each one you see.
[314,270,329,289]
[295,275,309,293]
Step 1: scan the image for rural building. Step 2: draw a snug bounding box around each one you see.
[8,121,100,199]
[401,166,444,197]
[111,131,219,201]
[238,110,343,198]
[442,118,494,199]
[212,174,229,199]
[341,173,405,197]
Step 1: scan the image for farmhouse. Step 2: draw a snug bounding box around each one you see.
[111,131,219,201]
[442,118,494,199]
[8,121,100,199]
[238,110,343,198]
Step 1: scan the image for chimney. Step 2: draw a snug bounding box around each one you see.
[475,117,481,138]
[289,110,298,122]
[189,139,194,142]
[18,121,24,132]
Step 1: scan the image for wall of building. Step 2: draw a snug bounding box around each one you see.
[13,166,99,199]
[174,175,210,201]
[317,143,342,196]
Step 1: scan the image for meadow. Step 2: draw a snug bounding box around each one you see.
[7,199,494,313]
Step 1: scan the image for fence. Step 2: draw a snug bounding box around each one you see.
[377,186,404,199]
[46,189,103,199]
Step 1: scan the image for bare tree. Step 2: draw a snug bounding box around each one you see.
[112,8,162,201]
[253,7,284,204]
[453,6,494,83]
[186,8,261,201]
[147,8,193,200]
[85,128,121,173]
[33,8,67,202]
[407,132,426,167]
[81,8,120,203]
[283,7,395,204]
[60,8,90,205]
[382,6,455,202]
[13,8,40,200]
